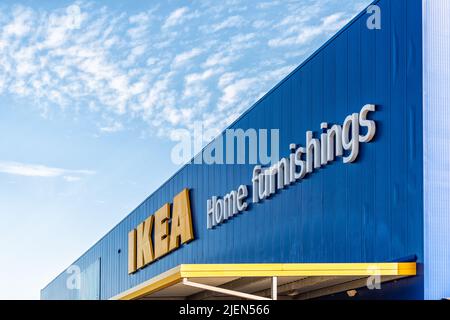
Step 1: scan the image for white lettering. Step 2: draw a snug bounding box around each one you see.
[207,104,377,229]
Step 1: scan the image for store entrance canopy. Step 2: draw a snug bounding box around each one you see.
[111,263,416,300]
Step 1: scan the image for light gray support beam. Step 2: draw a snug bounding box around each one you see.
[187,277,271,300]
[271,277,277,300]
[182,278,271,301]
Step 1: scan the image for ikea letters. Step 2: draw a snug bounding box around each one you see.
[128,188,194,274]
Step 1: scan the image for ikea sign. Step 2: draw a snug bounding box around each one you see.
[207,104,377,229]
[128,188,194,274]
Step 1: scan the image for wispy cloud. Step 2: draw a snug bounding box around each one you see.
[0,161,95,181]
[208,15,245,33]
[99,121,124,133]
[268,12,349,47]
[162,7,189,29]
[172,48,203,68]
[0,1,371,138]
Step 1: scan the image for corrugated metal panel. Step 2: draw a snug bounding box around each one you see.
[41,0,424,300]
[423,0,450,300]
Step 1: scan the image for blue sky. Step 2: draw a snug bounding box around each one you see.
[0,0,371,299]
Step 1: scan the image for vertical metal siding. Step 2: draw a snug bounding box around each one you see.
[423,0,450,300]
[42,0,424,300]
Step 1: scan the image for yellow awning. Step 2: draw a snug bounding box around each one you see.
[111,262,416,300]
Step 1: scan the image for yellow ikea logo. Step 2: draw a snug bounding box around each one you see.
[128,188,194,274]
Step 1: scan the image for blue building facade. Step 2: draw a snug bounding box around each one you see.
[41,0,450,300]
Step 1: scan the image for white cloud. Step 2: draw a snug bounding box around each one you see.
[217,64,295,115]
[129,12,151,25]
[218,72,238,89]
[185,68,216,85]
[203,51,237,68]
[172,48,203,68]
[268,8,354,48]
[0,161,95,180]
[140,72,174,113]
[218,77,259,111]
[3,6,34,38]
[252,19,271,29]
[209,15,245,32]
[257,1,281,10]
[99,121,123,133]
[0,1,370,138]
[163,7,189,29]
